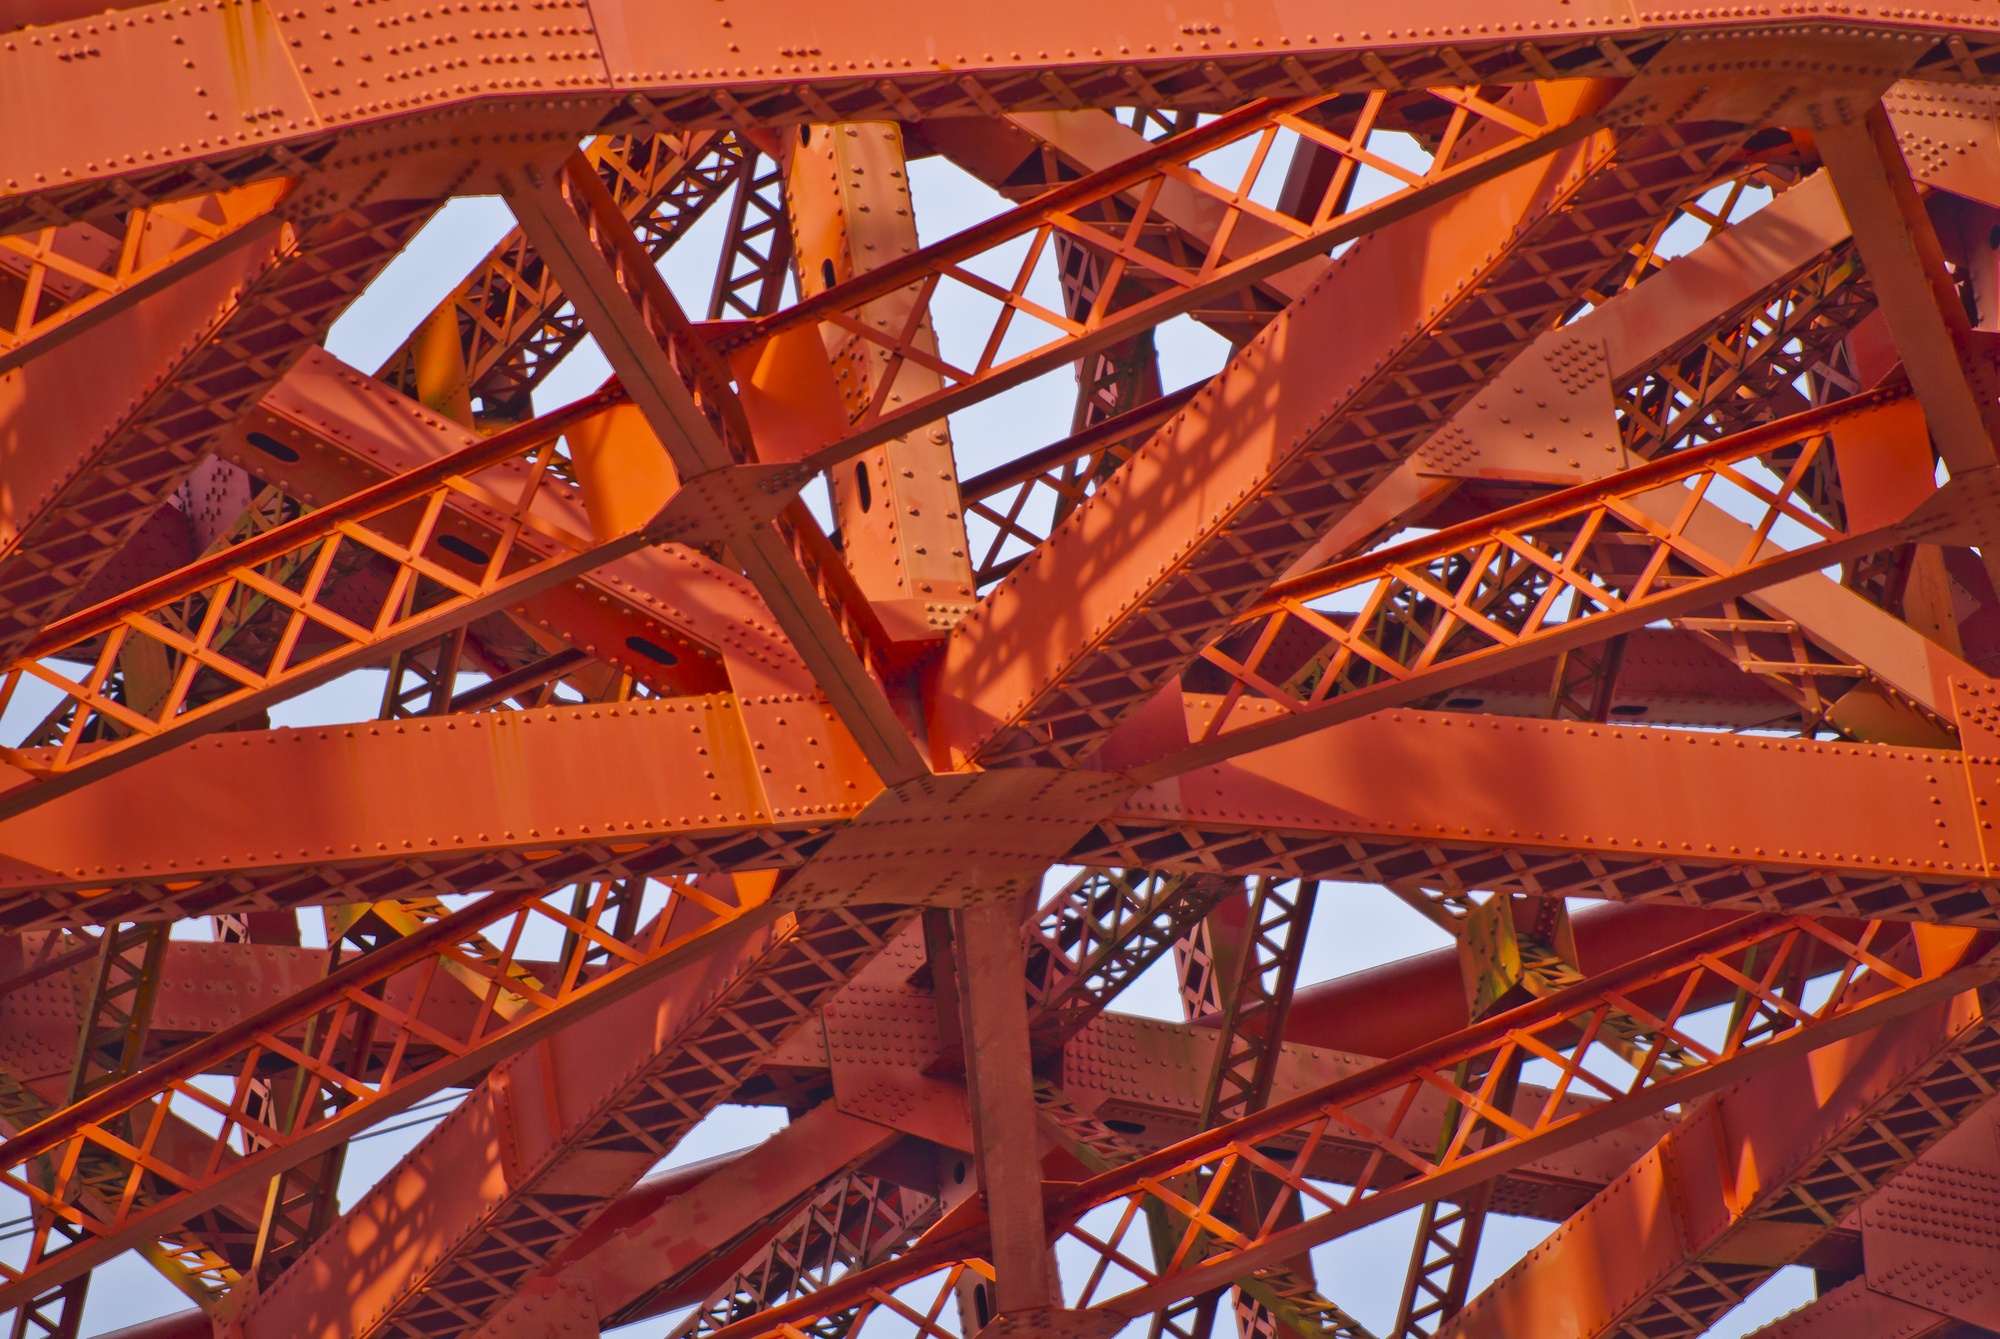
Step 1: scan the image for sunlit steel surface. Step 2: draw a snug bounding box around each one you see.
[6,8,2000,1339]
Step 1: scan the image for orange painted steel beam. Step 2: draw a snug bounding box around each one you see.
[11,895,1968,1327]
[1745,1278,1952,1339]
[0,196,439,654]
[946,146,1864,629]
[1058,1013,1679,1221]
[0,180,290,374]
[929,90,1746,769]
[5,858,1228,1337]
[1258,167,1952,723]
[784,120,979,627]
[226,900,911,1339]
[213,346,800,699]
[494,1106,901,1338]
[469,868,1249,1334]
[1821,102,2000,480]
[1440,977,2000,1339]
[0,866,801,1310]
[714,85,1614,477]
[374,132,747,428]
[14,690,2000,939]
[690,915,1995,1339]
[0,995,1667,1339]
[0,690,868,932]
[0,204,289,626]
[499,152,931,784]
[1082,696,2000,921]
[1279,904,1748,1061]
[14,15,2000,1338]
[0,8,1965,232]
[0,383,651,820]
[484,936,1697,1338]
[1109,390,1965,780]
[949,899,1054,1315]
[1728,1102,2000,1337]
[0,855,1704,1335]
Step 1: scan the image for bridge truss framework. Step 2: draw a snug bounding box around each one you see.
[9,5,2000,1339]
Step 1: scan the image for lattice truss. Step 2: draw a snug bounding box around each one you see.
[16,8,2000,1339]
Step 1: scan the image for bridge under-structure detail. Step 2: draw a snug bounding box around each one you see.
[10,6,2000,1339]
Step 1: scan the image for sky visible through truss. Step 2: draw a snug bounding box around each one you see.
[59,139,1822,1339]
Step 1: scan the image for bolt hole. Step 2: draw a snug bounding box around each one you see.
[246,430,299,463]
[437,534,490,565]
[624,635,678,666]
[855,462,873,513]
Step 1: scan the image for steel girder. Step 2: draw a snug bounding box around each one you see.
[14,10,2000,1339]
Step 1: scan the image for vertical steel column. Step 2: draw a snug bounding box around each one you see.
[786,123,978,626]
[954,899,1054,1319]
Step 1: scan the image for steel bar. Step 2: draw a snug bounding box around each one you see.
[698,914,1994,1339]
[0,386,642,818]
[932,101,1751,771]
[499,154,931,785]
[376,133,748,428]
[0,871,787,1310]
[8,16,2000,1339]
[1127,389,1948,780]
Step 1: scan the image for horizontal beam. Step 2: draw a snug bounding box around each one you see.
[0,692,875,931]
[15,684,2000,935]
[0,10,1957,237]
[1078,693,2000,922]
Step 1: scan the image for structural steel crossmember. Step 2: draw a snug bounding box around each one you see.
[17,10,2000,1339]
[0,866,783,1303]
[700,915,1996,1338]
[1144,388,1963,776]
